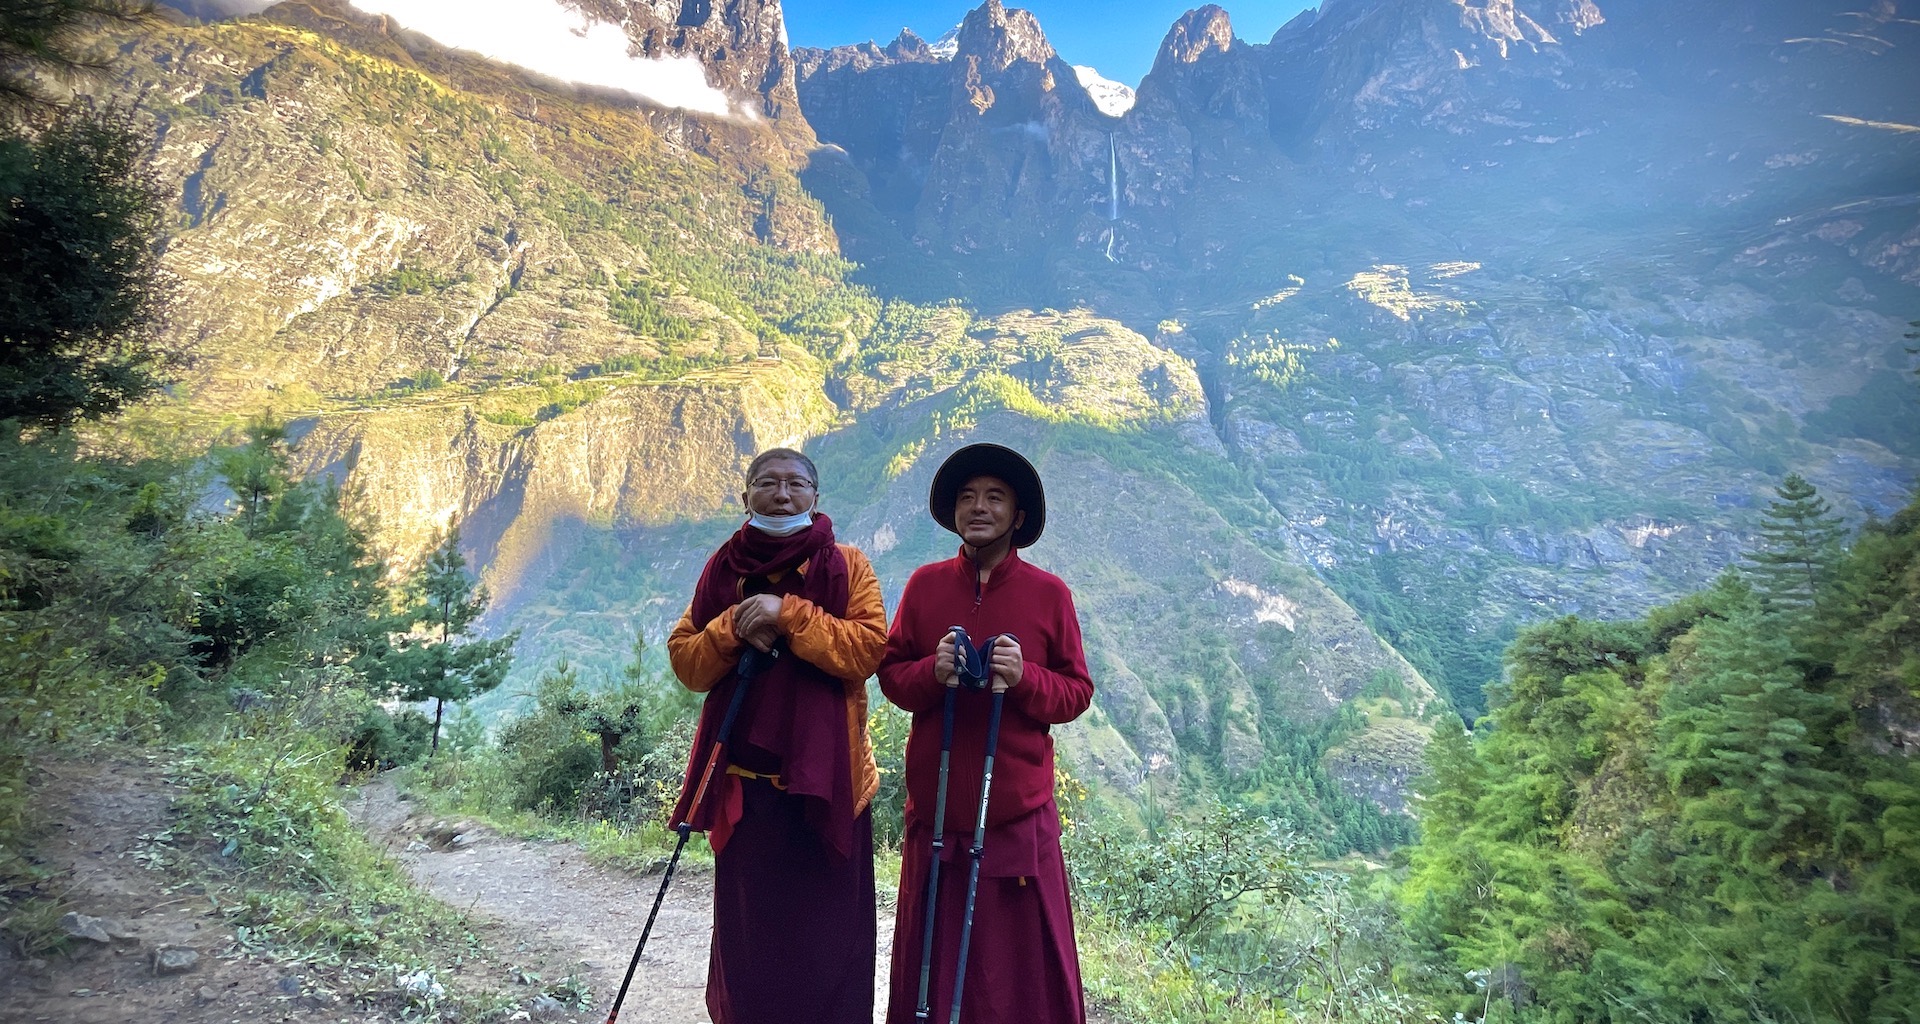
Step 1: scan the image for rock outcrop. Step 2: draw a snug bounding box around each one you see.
[794,0,1114,267]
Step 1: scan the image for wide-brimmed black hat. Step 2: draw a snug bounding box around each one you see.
[929,443,1046,548]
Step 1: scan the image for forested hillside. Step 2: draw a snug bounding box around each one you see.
[1404,479,1920,1021]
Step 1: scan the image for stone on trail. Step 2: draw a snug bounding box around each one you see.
[57,912,112,944]
[152,946,199,975]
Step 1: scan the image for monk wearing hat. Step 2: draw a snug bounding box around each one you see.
[879,442,1093,1024]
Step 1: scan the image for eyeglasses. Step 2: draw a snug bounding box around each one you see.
[750,475,816,493]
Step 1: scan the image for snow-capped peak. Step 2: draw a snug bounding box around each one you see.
[929,24,963,60]
[1073,65,1136,118]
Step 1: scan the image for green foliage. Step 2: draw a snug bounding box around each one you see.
[1074,802,1307,943]
[165,704,471,962]
[0,102,174,429]
[606,273,696,342]
[1742,472,1844,615]
[0,416,410,903]
[1233,711,1417,856]
[212,415,289,536]
[374,525,517,754]
[1400,490,1920,1022]
[192,423,394,682]
[866,688,909,851]
[1068,802,1431,1023]
[404,652,693,870]
[346,705,433,771]
[370,263,466,297]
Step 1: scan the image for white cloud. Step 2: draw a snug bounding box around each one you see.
[345,0,735,117]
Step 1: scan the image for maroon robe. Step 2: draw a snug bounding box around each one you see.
[671,519,877,1024]
[878,547,1094,1024]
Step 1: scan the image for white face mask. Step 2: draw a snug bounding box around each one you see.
[747,507,814,536]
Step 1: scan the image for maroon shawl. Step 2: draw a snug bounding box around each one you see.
[670,514,858,858]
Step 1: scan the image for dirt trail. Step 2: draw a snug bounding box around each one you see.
[351,778,896,1024]
[0,757,357,1024]
[1,760,895,1024]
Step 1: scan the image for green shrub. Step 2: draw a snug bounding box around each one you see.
[346,706,433,771]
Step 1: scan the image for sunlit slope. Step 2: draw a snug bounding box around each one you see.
[485,306,1439,823]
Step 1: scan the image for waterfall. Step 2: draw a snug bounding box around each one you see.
[1105,133,1119,263]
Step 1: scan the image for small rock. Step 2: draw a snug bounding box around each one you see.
[69,988,94,997]
[398,969,445,1000]
[58,912,112,944]
[152,946,199,975]
[404,839,430,853]
[450,832,480,848]
[101,918,140,943]
[195,986,219,1004]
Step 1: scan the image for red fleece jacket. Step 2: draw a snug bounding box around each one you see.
[879,547,1094,833]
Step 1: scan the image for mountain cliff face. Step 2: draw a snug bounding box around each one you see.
[562,0,809,125]
[796,0,1920,713]
[794,0,1118,273]
[79,0,1920,815]
[126,0,837,416]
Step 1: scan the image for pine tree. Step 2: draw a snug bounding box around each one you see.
[4,80,175,428]
[1657,601,1844,868]
[384,526,516,754]
[213,417,290,537]
[1744,473,1844,614]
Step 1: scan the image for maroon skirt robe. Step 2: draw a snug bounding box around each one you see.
[710,781,875,1024]
[885,805,1084,1024]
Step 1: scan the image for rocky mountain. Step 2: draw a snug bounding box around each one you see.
[793,0,1120,280]
[67,0,1920,824]
[74,0,1446,832]
[797,0,1920,712]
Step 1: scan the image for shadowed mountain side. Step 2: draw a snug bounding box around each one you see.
[794,0,1920,713]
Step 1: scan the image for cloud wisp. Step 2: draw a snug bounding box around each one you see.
[344,0,736,117]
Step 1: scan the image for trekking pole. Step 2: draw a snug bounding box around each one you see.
[947,636,1005,1024]
[603,644,776,1024]
[914,626,974,1020]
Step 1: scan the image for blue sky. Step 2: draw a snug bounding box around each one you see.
[784,1,1319,86]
